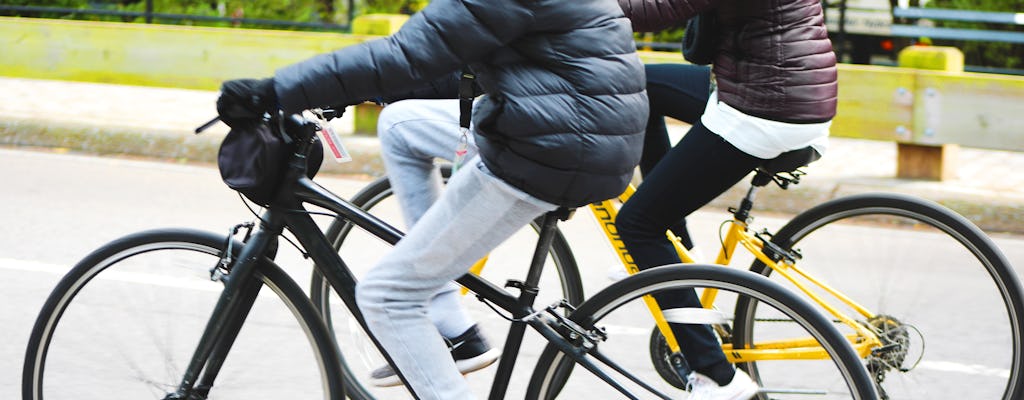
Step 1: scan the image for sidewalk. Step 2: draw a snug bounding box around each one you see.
[2,76,1022,233]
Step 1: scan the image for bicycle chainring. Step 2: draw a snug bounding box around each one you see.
[648,326,688,390]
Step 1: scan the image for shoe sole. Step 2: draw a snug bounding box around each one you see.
[370,349,502,388]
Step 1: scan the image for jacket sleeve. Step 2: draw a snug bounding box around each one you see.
[377,70,484,104]
[274,0,532,114]
[617,0,715,32]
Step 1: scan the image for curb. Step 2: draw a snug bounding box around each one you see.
[2,116,1021,235]
[0,117,385,177]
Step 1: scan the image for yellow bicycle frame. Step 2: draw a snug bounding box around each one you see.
[592,185,883,362]
[462,183,883,362]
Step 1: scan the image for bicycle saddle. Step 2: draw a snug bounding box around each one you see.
[750,146,821,189]
[759,146,820,175]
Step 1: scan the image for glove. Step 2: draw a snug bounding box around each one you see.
[216,78,278,128]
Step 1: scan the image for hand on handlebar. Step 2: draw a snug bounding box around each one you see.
[216,78,278,129]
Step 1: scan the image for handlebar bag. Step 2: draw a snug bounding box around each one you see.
[217,120,323,206]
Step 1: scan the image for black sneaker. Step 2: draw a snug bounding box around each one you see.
[369,324,501,387]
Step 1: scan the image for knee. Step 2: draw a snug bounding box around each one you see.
[355,277,391,320]
[355,261,434,320]
[377,102,414,149]
[616,200,659,242]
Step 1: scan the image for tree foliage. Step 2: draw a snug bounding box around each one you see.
[0,0,434,27]
[926,0,1024,70]
[0,0,90,19]
[360,0,428,14]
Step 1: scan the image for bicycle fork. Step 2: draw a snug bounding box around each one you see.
[164,220,281,400]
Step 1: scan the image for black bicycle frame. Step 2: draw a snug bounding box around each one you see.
[178,114,653,399]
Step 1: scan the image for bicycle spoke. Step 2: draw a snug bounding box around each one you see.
[23,230,340,400]
[736,194,1024,399]
[528,266,877,399]
[587,347,675,399]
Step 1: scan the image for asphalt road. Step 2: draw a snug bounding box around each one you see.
[4,147,1024,399]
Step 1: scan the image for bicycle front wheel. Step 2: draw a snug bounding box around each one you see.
[734,192,1024,399]
[311,167,584,399]
[527,265,877,399]
[23,229,343,400]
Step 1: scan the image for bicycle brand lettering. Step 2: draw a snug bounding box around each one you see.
[591,201,640,274]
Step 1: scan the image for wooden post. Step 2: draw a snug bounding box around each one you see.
[350,14,409,135]
[895,46,964,180]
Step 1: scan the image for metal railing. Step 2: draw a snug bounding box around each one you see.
[892,7,1024,44]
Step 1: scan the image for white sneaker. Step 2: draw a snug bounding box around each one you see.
[686,369,759,400]
[607,265,631,282]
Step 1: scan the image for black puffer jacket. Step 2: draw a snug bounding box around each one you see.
[275,0,648,207]
[619,0,837,122]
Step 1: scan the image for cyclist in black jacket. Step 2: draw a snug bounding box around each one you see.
[215,0,647,398]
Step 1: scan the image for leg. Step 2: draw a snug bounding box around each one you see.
[617,122,762,384]
[638,63,712,176]
[377,99,478,228]
[356,157,556,400]
[639,64,713,248]
[377,99,481,339]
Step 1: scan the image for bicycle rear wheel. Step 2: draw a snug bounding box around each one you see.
[527,265,877,399]
[734,192,1024,399]
[23,229,343,400]
[310,166,584,399]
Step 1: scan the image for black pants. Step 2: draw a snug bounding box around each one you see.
[619,64,764,374]
[639,63,713,249]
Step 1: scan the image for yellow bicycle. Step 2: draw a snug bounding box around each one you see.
[316,151,1024,399]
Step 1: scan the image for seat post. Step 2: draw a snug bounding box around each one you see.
[522,208,572,292]
[734,170,771,222]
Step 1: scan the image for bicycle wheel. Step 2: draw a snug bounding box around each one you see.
[23,229,344,400]
[734,192,1024,399]
[527,264,877,399]
[310,166,584,399]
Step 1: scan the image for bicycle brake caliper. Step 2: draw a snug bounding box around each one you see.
[756,230,802,264]
[544,305,607,351]
[211,222,255,281]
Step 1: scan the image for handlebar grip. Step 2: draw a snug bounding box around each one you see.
[194,116,221,134]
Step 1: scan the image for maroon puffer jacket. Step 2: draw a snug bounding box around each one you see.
[619,0,837,122]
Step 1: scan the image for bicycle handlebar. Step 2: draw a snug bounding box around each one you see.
[194,116,221,134]
[194,108,343,135]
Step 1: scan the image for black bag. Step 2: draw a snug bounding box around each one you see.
[217,120,323,206]
[682,11,718,66]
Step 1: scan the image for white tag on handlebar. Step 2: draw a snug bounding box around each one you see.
[316,119,352,163]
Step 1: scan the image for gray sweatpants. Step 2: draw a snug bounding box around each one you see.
[376,99,481,339]
[355,99,556,399]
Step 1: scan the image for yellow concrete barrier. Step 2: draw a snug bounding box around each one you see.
[2,18,1022,153]
[349,14,409,135]
[0,17,376,90]
[351,13,408,36]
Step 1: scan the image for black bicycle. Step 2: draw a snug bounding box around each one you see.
[22,111,878,399]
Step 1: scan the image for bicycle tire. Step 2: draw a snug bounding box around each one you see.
[23,229,344,400]
[733,192,1024,399]
[526,264,878,399]
[310,165,584,399]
